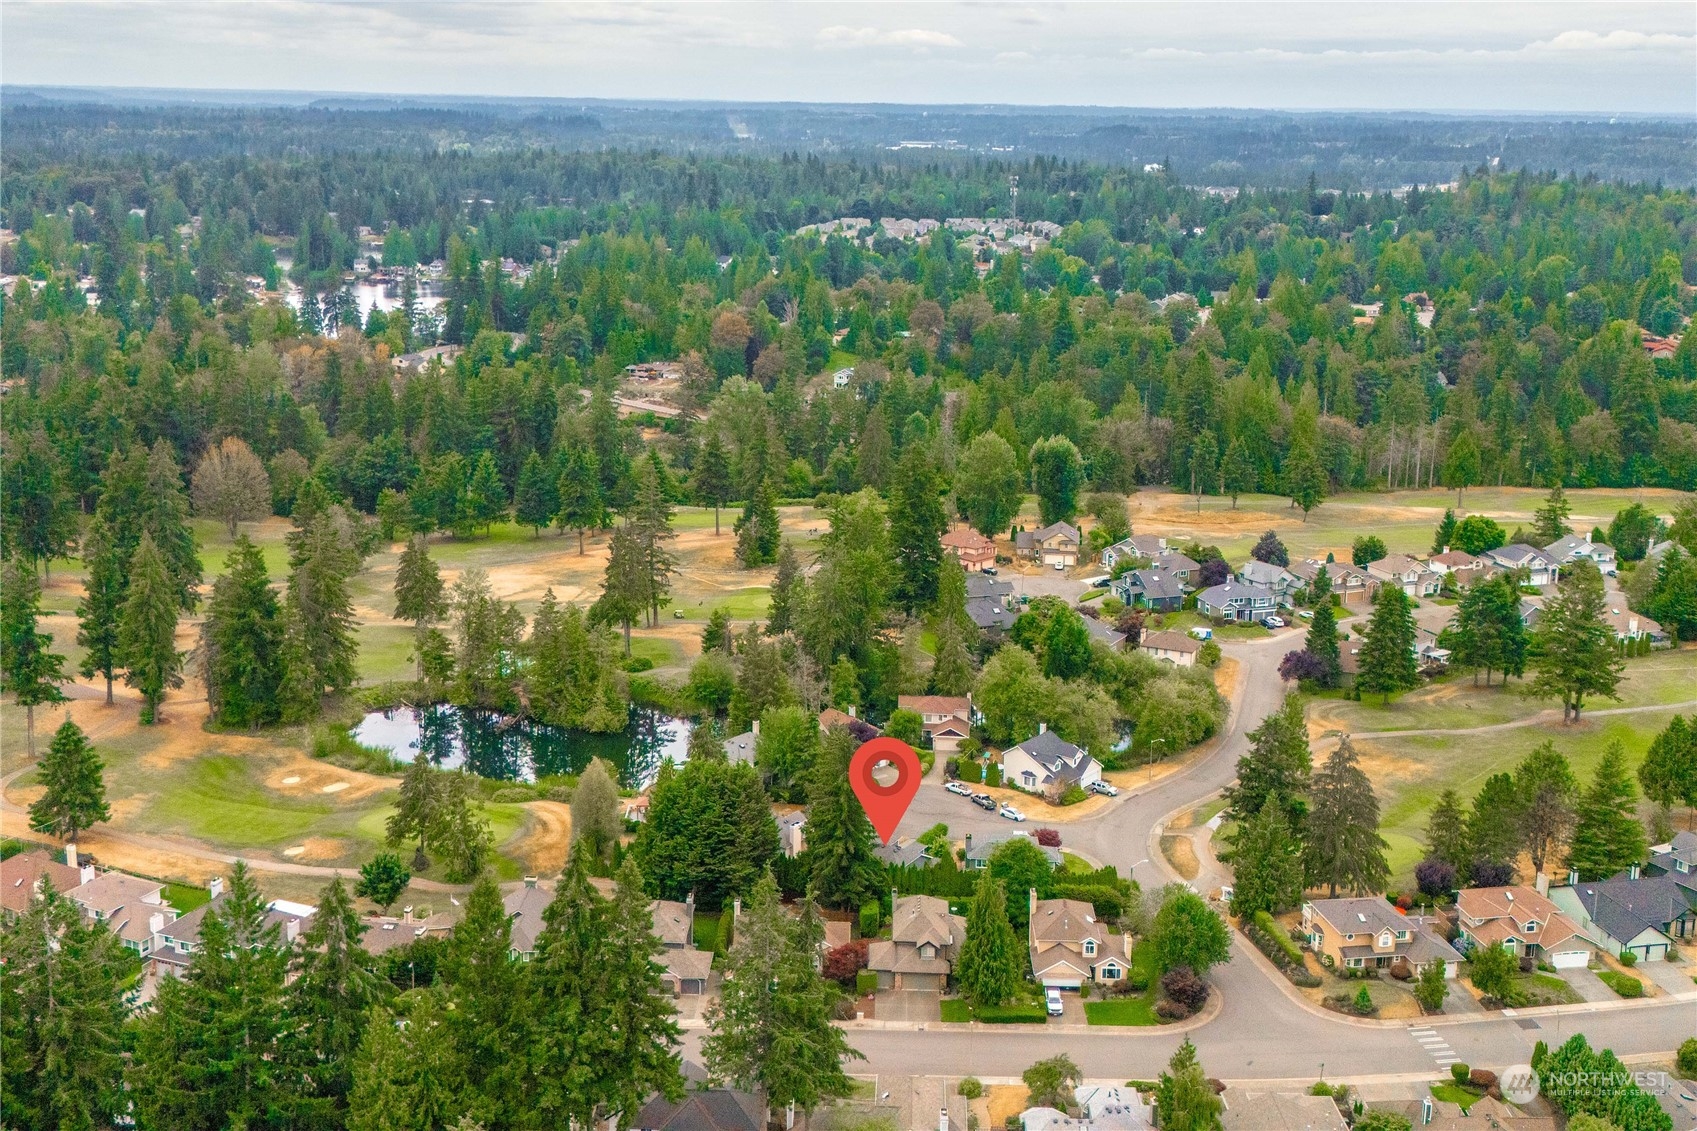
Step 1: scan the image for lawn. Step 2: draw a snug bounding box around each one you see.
[1429,1084,1482,1112]
[938,992,1049,1023]
[669,587,771,621]
[143,755,342,846]
[1151,609,1269,641]
[1086,941,1161,1025]
[164,881,212,912]
[1597,970,1644,998]
[1508,971,1581,1006]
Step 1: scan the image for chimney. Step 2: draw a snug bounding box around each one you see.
[149,912,165,935]
[964,833,973,860]
[65,844,77,870]
[732,897,741,929]
[1566,868,1579,887]
[523,876,537,889]
[286,918,300,944]
[208,876,224,900]
[847,706,856,718]
[1628,863,1641,881]
[1442,545,1451,555]
[1038,722,1047,735]
[1029,887,1038,920]
[891,887,899,914]
[1535,872,1549,896]
[752,719,760,736]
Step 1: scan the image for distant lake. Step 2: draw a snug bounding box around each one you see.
[353,704,692,789]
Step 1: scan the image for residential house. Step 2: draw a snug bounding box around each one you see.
[1642,333,1681,360]
[1601,601,1666,644]
[1023,1087,1154,1131]
[1364,1097,1557,1131]
[1551,868,1694,962]
[1645,831,1697,881]
[652,897,712,995]
[1001,727,1102,796]
[0,849,88,919]
[818,707,881,744]
[634,1089,766,1131]
[776,810,807,858]
[1150,549,1202,587]
[1111,568,1186,613]
[897,694,973,755]
[1366,553,1442,598]
[1301,897,1461,976]
[942,527,997,572]
[832,367,854,388]
[965,572,1019,631]
[1220,1089,1348,1131]
[1083,617,1127,650]
[1517,594,1546,629]
[362,908,457,958]
[1194,580,1277,624]
[866,893,966,991]
[1454,885,1593,969]
[1016,522,1082,568]
[1139,629,1202,667]
[964,831,1063,871]
[1485,544,1560,587]
[153,883,315,975]
[1545,533,1617,576]
[873,837,934,868]
[1289,559,1376,605]
[1237,559,1301,605]
[66,869,179,959]
[1100,534,1167,573]
[1427,548,1488,586]
[504,878,553,961]
[1028,894,1131,989]
[723,719,758,766]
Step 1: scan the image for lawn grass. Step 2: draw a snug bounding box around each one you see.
[1508,971,1581,1006]
[164,882,211,912]
[669,587,771,621]
[1085,995,1159,1025]
[939,998,972,1023]
[1153,609,1269,641]
[1429,1084,1481,1112]
[1062,852,1094,874]
[1597,970,1644,998]
[144,755,339,846]
[938,992,1049,1023]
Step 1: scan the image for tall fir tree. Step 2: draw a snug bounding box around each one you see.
[283,877,388,1123]
[1303,565,1341,687]
[116,533,182,724]
[1529,559,1623,723]
[526,851,614,1129]
[1155,1039,1223,1131]
[591,522,648,655]
[1423,788,1471,871]
[1445,575,1527,686]
[394,535,448,682]
[1513,742,1579,878]
[556,445,607,554]
[347,989,470,1131]
[1432,507,1459,555]
[0,878,138,1131]
[76,513,126,704]
[888,443,947,614]
[955,870,1024,1007]
[599,858,686,1123]
[28,718,111,841]
[513,449,560,536]
[631,459,679,627]
[288,510,362,697]
[1530,483,1572,546]
[1566,742,1648,881]
[806,726,883,909]
[695,429,733,536]
[1638,715,1697,818]
[766,540,802,635]
[1356,583,1418,703]
[200,535,284,728]
[1225,694,1311,824]
[1228,795,1306,918]
[441,875,528,1126]
[143,440,205,609]
[733,479,781,567]
[1,558,67,755]
[1303,737,1390,898]
[2,424,78,574]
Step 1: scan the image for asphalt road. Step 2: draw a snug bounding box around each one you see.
[838,633,1697,1080]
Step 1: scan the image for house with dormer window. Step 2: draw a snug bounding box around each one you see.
[1455,885,1593,969]
[1028,894,1131,989]
[867,893,966,991]
[1302,897,1460,977]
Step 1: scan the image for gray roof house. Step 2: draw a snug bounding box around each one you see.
[1646,831,1697,880]
[964,831,1064,870]
[1545,533,1617,576]
[634,1089,766,1131]
[1111,568,1186,612]
[1237,560,1301,604]
[1002,728,1102,795]
[723,719,758,766]
[1485,544,1560,586]
[1289,558,1376,603]
[1016,521,1082,566]
[965,573,1019,630]
[1551,870,1695,962]
[1220,1089,1347,1131]
[504,879,553,961]
[1100,535,1167,572]
[1150,550,1201,586]
[1194,580,1276,623]
[873,837,935,868]
[1083,616,1127,650]
[651,897,713,995]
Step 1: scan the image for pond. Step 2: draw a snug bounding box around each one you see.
[352,704,693,789]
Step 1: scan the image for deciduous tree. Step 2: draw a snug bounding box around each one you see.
[192,436,272,537]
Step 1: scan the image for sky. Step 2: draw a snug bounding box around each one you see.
[4,1,1695,115]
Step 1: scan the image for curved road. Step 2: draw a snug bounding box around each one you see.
[752,635,1697,1081]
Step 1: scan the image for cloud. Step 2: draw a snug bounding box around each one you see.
[816,25,963,51]
[1531,29,1694,52]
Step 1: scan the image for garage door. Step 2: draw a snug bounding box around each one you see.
[1550,949,1589,969]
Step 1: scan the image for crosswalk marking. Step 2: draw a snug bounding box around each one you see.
[1409,1027,1460,1069]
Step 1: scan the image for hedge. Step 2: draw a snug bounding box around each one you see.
[974,1001,1048,1024]
[1244,912,1320,987]
[1597,971,1643,998]
[1253,912,1306,967]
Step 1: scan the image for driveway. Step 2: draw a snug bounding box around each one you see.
[1638,958,1697,997]
[1557,965,1617,1003]
[875,989,941,1023]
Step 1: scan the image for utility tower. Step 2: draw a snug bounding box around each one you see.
[1008,174,1019,223]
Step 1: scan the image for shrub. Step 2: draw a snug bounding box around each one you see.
[958,1078,984,1100]
[1469,1069,1497,1091]
[490,787,535,803]
[1394,893,1414,911]
[1159,966,1209,1013]
[1677,1037,1697,1077]
[1198,639,1221,668]
[859,900,881,937]
[1353,985,1375,1015]
[1034,827,1062,847]
[1058,785,1087,806]
[1251,911,1306,968]
[1597,971,1643,998]
[621,655,655,673]
[822,940,870,986]
[1450,1064,1470,1086]
[855,969,878,996]
[1617,948,1637,967]
[1154,999,1192,1021]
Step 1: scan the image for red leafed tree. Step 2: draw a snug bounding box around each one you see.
[822,939,869,986]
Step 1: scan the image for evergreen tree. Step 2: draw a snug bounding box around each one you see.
[556,445,608,554]
[631,459,679,627]
[201,535,284,728]
[1282,437,1327,521]
[0,878,138,1131]
[1250,530,1288,566]
[1155,1039,1223,1131]
[441,875,527,1126]
[1303,737,1390,898]
[284,876,388,1123]
[276,599,323,723]
[2,424,78,574]
[733,479,781,567]
[1356,583,1418,703]
[347,990,471,1131]
[889,443,947,614]
[1303,566,1341,687]
[117,533,182,724]
[76,513,126,704]
[1445,576,1527,686]
[929,617,977,696]
[466,451,508,534]
[634,758,779,909]
[528,589,627,732]
[1228,796,1305,918]
[1529,560,1623,723]
[1188,430,1218,508]
[599,858,687,1122]
[1220,437,1258,509]
[1465,773,1522,880]
[1513,742,1579,878]
[766,541,801,635]
[1566,742,1648,881]
[571,756,624,863]
[513,449,559,536]
[1530,483,1572,546]
[1638,715,1697,818]
[387,754,439,869]
[288,510,362,698]
[28,718,111,841]
[592,522,648,655]
[702,875,860,1111]
[128,861,291,1131]
[1431,508,1459,555]
[1,558,66,755]
[395,536,448,682]
[806,727,883,909]
[142,440,205,609]
[1224,694,1311,823]
[1423,788,1471,870]
[695,430,733,536]
[956,870,1023,1007]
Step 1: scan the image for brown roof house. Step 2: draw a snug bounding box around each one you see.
[1455,885,1593,969]
[1028,894,1131,989]
[0,849,89,919]
[897,694,973,755]
[942,526,996,572]
[1139,629,1201,667]
[1366,553,1442,598]
[1301,897,1461,977]
[1016,521,1081,568]
[651,896,713,995]
[867,893,966,991]
[66,868,180,960]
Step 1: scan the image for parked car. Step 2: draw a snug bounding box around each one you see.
[1188,626,1212,641]
[1046,987,1064,1016]
[1081,574,1110,588]
[945,780,973,797]
[1298,609,1315,620]
[1053,561,1065,571]
[972,793,997,811]
[999,804,1026,822]
[1264,615,1285,628]
[982,566,998,576]
[1087,780,1119,797]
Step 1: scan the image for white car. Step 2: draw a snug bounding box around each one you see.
[999,804,1026,822]
[1053,561,1065,571]
[1045,987,1064,1016]
[945,780,973,797]
[1088,780,1119,797]
[1264,615,1285,628]
[1298,610,1315,620]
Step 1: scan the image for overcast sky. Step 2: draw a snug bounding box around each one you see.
[5,1,1694,115]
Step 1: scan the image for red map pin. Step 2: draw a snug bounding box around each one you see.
[849,736,922,845]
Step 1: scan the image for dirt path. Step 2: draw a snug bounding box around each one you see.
[504,800,573,875]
